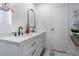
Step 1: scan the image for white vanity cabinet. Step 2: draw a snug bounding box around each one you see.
[22,32,46,56]
[0,32,46,56]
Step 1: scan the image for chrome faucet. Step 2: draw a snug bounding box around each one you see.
[18,26,23,36]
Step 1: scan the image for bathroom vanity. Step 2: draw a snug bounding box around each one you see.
[0,31,46,56]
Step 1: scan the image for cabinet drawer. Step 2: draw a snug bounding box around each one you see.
[34,44,43,56]
[23,40,38,51]
[39,37,45,45]
[31,44,43,56]
[24,48,37,56]
[23,44,43,56]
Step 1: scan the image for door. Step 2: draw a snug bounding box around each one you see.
[50,6,68,52]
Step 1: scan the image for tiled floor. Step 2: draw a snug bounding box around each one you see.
[44,50,67,56]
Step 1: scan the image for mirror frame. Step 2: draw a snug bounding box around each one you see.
[27,9,36,31]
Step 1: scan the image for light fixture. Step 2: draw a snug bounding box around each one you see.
[0,3,15,12]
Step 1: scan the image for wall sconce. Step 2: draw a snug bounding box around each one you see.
[0,3,15,12]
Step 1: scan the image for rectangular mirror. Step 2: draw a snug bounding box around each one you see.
[29,9,35,27]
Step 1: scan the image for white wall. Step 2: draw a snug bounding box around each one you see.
[35,4,52,49]
[35,3,69,50]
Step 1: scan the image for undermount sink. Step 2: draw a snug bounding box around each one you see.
[0,31,45,43]
[0,32,40,43]
[15,33,37,38]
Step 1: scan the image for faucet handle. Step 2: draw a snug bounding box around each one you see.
[12,32,17,36]
[21,32,23,35]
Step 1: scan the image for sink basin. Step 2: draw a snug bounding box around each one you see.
[0,31,45,43]
[15,32,38,38]
[0,32,39,43]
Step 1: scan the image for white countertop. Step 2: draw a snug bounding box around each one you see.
[0,31,46,44]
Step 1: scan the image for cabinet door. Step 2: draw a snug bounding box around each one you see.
[23,38,40,56]
[50,6,68,52]
[0,42,20,56]
[23,47,37,56]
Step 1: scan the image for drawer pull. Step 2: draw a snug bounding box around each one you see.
[32,50,36,55]
[31,42,36,47]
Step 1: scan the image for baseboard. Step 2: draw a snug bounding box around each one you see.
[51,49,66,53]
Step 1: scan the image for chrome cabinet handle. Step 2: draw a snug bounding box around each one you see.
[32,50,36,55]
[31,42,36,47]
